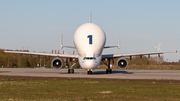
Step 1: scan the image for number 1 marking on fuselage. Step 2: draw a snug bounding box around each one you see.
[87,35,92,44]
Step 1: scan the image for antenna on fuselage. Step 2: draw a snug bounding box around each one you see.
[89,11,92,23]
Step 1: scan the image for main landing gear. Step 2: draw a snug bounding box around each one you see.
[87,69,92,74]
[106,69,112,74]
[68,69,74,73]
[67,58,76,74]
[106,58,112,74]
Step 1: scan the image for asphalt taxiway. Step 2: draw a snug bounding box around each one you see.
[0,68,180,80]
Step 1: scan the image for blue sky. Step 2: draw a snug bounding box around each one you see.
[0,0,179,62]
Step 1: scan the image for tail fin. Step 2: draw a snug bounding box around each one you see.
[89,11,92,23]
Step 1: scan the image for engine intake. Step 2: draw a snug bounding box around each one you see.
[116,57,128,69]
[51,57,63,69]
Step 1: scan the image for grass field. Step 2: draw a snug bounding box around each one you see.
[0,76,180,101]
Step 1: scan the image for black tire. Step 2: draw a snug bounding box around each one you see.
[110,69,112,73]
[72,69,74,73]
[87,71,89,74]
[90,71,92,74]
[106,69,108,74]
[68,69,70,73]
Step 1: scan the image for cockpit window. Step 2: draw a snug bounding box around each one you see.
[83,57,96,60]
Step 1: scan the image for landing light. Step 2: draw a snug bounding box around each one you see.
[88,62,91,65]
[56,62,59,65]
[121,62,124,65]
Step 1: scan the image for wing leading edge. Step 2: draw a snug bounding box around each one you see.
[102,51,177,58]
[4,51,78,58]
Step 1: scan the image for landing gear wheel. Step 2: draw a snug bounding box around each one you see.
[68,69,74,73]
[68,69,70,73]
[110,69,112,73]
[106,69,112,74]
[87,70,92,74]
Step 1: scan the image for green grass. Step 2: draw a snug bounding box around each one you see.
[0,71,10,73]
[0,77,180,101]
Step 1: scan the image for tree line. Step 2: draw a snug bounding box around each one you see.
[0,49,55,68]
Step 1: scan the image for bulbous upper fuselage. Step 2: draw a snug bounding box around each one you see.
[74,23,106,57]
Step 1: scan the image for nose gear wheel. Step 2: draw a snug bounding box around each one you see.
[87,69,92,74]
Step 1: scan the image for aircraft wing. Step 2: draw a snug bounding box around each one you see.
[102,51,177,58]
[4,51,78,58]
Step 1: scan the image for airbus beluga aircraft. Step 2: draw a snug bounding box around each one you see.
[4,13,177,74]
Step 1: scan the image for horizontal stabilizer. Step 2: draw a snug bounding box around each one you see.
[104,34,120,49]
[61,34,75,49]
[62,46,76,49]
[104,46,119,49]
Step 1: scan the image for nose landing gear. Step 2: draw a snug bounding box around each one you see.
[87,69,92,74]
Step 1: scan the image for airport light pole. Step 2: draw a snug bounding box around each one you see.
[40,59,41,67]
[44,59,45,67]
[19,58,20,68]
[8,58,9,67]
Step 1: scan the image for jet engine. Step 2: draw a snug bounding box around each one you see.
[51,57,63,69]
[116,57,128,69]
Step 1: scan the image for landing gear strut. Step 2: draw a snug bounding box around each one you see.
[68,58,75,74]
[87,69,92,74]
[106,59,112,74]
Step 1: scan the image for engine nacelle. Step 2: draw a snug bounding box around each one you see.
[51,57,63,69]
[116,57,128,69]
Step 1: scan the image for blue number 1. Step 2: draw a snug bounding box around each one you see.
[87,35,92,44]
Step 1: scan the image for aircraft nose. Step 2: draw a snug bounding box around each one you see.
[85,61,94,69]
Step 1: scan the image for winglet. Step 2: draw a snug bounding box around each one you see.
[118,34,120,49]
[61,34,63,49]
[89,11,92,23]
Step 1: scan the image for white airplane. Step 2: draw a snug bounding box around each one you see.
[4,13,177,74]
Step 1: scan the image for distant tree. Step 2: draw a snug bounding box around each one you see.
[128,56,157,65]
[151,56,164,64]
